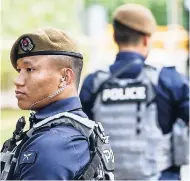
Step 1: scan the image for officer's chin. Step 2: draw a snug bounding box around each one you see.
[17,101,31,110]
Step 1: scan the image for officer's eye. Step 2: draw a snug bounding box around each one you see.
[26,68,34,72]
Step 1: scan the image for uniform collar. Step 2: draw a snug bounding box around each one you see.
[110,51,145,78]
[115,51,145,63]
[34,97,82,120]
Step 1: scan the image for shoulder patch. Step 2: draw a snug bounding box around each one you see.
[20,150,37,164]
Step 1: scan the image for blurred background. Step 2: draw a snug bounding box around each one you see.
[0,0,189,179]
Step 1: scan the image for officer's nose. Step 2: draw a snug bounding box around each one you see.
[14,71,25,87]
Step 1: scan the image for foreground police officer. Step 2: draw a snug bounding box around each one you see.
[1,28,114,180]
[80,4,189,180]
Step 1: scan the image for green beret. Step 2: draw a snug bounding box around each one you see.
[10,28,83,69]
[113,4,157,35]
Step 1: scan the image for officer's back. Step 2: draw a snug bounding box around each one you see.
[80,4,189,180]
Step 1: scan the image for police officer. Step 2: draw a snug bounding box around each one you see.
[80,4,189,180]
[1,28,114,180]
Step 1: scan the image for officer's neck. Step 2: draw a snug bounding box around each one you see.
[57,86,78,100]
[31,86,78,111]
[118,45,146,58]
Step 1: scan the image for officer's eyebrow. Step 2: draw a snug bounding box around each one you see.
[16,59,36,69]
[22,60,33,66]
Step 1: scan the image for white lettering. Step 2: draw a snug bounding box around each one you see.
[102,86,146,102]
[102,89,111,102]
[103,149,114,163]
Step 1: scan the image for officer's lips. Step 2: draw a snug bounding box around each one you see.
[15,90,26,99]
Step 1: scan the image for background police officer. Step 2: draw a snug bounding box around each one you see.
[2,28,93,180]
[80,3,189,180]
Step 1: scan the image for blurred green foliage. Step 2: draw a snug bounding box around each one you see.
[1,50,17,90]
[183,7,189,31]
[85,0,188,27]
[85,0,168,25]
[2,0,83,39]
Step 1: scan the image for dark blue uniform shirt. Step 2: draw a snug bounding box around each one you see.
[13,97,90,180]
[80,52,189,177]
[80,52,189,134]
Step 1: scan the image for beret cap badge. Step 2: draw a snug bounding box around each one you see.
[20,37,34,52]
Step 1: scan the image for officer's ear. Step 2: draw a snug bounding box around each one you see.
[143,35,151,48]
[58,68,74,88]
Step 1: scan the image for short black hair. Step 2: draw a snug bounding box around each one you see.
[50,55,83,89]
[70,57,83,89]
[113,20,146,46]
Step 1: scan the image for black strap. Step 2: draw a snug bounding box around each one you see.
[77,153,102,180]
[6,134,29,180]
[74,132,99,180]
[136,102,141,135]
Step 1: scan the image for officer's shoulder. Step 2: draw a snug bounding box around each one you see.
[85,68,110,79]
[159,66,181,79]
[144,63,176,74]
[95,67,110,75]
[144,63,157,70]
[51,124,85,138]
[144,63,184,87]
[144,63,162,79]
[19,125,89,174]
[32,125,85,148]
[83,68,110,86]
[94,68,110,80]
[157,65,186,89]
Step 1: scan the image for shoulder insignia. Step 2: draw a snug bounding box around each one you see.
[20,150,37,164]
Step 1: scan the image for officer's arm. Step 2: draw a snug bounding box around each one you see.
[163,67,189,124]
[18,130,90,180]
[80,73,96,120]
[175,74,189,124]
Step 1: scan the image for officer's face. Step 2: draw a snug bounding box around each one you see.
[15,55,61,110]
